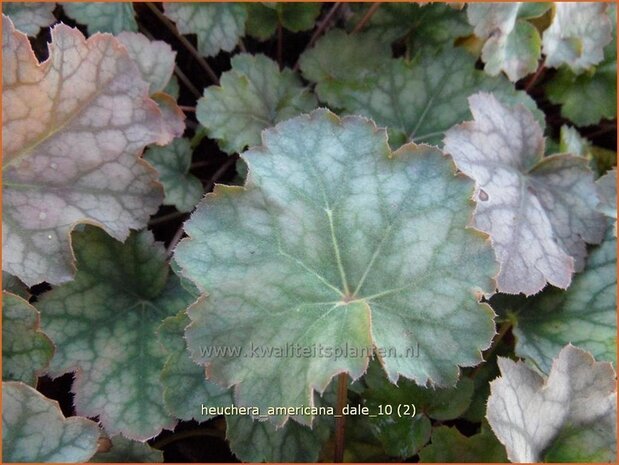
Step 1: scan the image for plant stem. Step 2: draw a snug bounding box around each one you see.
[179,105,196,112]
[166,224,186,257]
[352,3,381,33]
[203,155,238,193]
[148,210,187,227]
[293,3,342,71]
[277,22,284,69]
[151,428,224,450]
[524,59,546,92]
[469,320,512,379]
[145,2,219,85]
[238,38,247,53]
[173,65,202,99]
[334,373,348,463]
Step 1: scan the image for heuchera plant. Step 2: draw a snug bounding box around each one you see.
[1,2,617,463]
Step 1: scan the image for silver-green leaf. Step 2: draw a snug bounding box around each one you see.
[197,53,316,154]
[62,2,137,34]
[175,109,497,427]
[144,138,203,213]
[163,3,247,57]
[3,381,101,462]
[2,291,54,385]
[38,227,195,440]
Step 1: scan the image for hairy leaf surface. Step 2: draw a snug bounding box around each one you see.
[38,227,194,440]
[175,109,497,426]
[444,93,606,295]
[145,139,203,213]
[467,3,549,81]
[4,2,55,36]
[486,345,617,462]
[2,16,167,286]
[543,2,612,72]
[163,3,247,57]
[3,381,100,462]
[62,2,137,34]
[2,291,54,386]
[197,53,316,154]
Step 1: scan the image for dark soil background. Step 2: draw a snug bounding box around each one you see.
[23,2,616,462]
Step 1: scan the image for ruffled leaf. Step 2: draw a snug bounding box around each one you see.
[3,381,101,462]
[2,291,54,385]
[145,138,203,213]
[3,2,55,36]
[175,109,497,427]
[487,345,616,462]
[62,2,137,34]
[197,53,316,154]
[163,3,247,57]
[543,2,612,73]
[2,16,167,286]
[467,3,550,81]
[38,227,195,440]
[444,92,606,295]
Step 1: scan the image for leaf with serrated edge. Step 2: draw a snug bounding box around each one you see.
[444,92,606,295]
[245,3,321,40]
[145,138,203,213]
[159,310,232,422]
[467,3,550,81]
[115,33,185,142]
[513,227,616,372]
[163,3,246,58]
[197,53,316,154]
[299,29,392,109]
[545,5,616,126]
[3,381,101,462]
[419,426,508,462]
[38,227,195,440]
[363,361,473,458]
[2,16,167,286]
[2,271,30,299]
[62,2,137,34]
[3,2,55,36]
[543,3,612,73]
[2,291,54,385]
[486,344,617,462]
[90,435,163,463]
[117,32,176,94]
[227,415,329,462]
[175,109,497,427]
[348,3,471,51]
[322,48,543,147]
